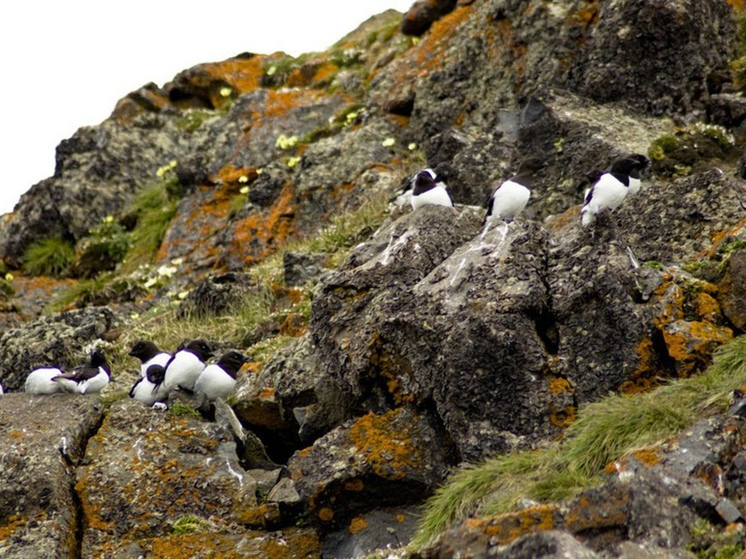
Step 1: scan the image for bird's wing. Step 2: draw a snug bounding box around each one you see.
[59,365,99,382]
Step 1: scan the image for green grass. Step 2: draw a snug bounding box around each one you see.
[171,514,210,535]
[413,335,746,548]
[22,236,75,277]
[167,402,204,421]
[123,183,179,269]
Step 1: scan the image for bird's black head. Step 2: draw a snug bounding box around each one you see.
[611,154,650,177]
[146,364,166,384]
[515,156,546,175]
[90,349,110,374]
[217,351,248,377]
[185,339,213,361]
[433,162,454,183]
[129,340,160,362]
[413,170,437,195]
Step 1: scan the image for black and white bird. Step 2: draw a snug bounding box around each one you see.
[53,350,111,395]
[625,153,650,196]
[484,157,544,224]
[129,364,168,405]
[129,340,171,377]
[25,367,65,394]
[410,165,454,210]
[581,155,650,227]
[163,339,213,392]
[194,350,247,402]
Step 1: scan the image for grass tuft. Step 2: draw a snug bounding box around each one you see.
[22,236,75,277]
[413,335,746,548]
[124,183,179,270]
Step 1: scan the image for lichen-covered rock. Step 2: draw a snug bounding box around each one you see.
[288,408,454,529]
[177,272,257,318]
[400,0,457,36]
[718,250,746,330]
[0,307,118,391]
[76,399,253,556]
[0,393,104,558]
[569,0,735,115]
[490,530,601,559]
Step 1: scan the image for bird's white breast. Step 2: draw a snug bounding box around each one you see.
[489,180,531,219]
[25,368,63,395]
[141,352,171,377]
[585,173,628,213]
[164,352,205,390]
[411,185,453,210]
[194,365,236,401]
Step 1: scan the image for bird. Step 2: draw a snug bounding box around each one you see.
[163,339,213,392]
[53,350,111,395]
[25,367,65,394]
[581,155,650,227]
[0,382,4,395]
[410,164,454,210]
[128,340,171,377]
[625,153,650,195]
[484,157,544,224]
[129,364,169,405]
[194,350,247,402]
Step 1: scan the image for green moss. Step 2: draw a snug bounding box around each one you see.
[413,335,746,548]
[177,108,221,133]
[718,239,746,256]
[687,518,745,559]
[171,515,209,535]
[648,134,679,161]
[642,261,665,271]
[167,403,204,421]
[73,218,129,278]
[22,236,75,277]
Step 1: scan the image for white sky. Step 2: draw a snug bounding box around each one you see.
[0,1,413,215]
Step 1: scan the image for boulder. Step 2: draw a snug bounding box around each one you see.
[0,393,104,558]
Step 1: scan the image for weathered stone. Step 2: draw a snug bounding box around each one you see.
[288,407,453,529]
[283,252,329,287]
[400,0,458,36]
[322,505,421,559]
[76,399,252,555]
[0,394,104,558]
[177,272,257,318]
[489,530,600,559]
[0,307,118,391]
[569,0,735,115]
[719,250,746,331]
[267,478,301,505]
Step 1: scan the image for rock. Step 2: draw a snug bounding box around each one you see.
[288,408,454,529]
[0,393,104,558]
[177,272,257,318]
[719,250,746,330]
[283,252,329,287]
[322,505,420,559]
[267,478,301,505]
[569,0,735,115]
[401,0,458,36]
[0,307,118,391]
[489,530,600,559]
[611,541,697,559]
[76,399,253,555]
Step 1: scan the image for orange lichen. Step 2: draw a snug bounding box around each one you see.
[693,292,721,322]
[214,165,259,187]
[228,182,298,266]
[549,405,576,428]
[464,505,560,546]
[349,516,369,534]
[318,507,335,522]
[548,377,572,395]
[233,503,281,528]
[728,0,746,12]
[631,449,661,467]
[0,515,27,541]
[344,479,364,492]
[396,514,406,524]
[564,488,628,532]
[618,336,659,395]
[662,320,733,377]
[698,217,746,259]
[312,63,340,86]
[348,409,422,481]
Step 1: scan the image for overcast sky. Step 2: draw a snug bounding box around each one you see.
[0,1,413,214]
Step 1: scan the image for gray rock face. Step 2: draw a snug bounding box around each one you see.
[490,530,601,559]
[0,393,104,558]
[569,0,735,115]
[0,307,118,391]
[0,113,188,267]
[76,399,254,556]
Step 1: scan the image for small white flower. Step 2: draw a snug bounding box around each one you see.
[267,65,277,76]
[4,273,13,282]
[157,265,177,277]
[144,277,158,289]
[169,160,177,168]
[240,186,250,195]
[287,156,301,168]
[170,258,183,266]
[219,87,232,98]
[381,137,396,147]
[238,175,249,184]
[130,313,140,319]
[256,168,263,175]
[178,291,190,300]
[103,215,114,224]
[408,142,417,151]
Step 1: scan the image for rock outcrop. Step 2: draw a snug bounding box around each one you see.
[1,0,746,556]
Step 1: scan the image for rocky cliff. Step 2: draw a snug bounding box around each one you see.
[3,1,746,557]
